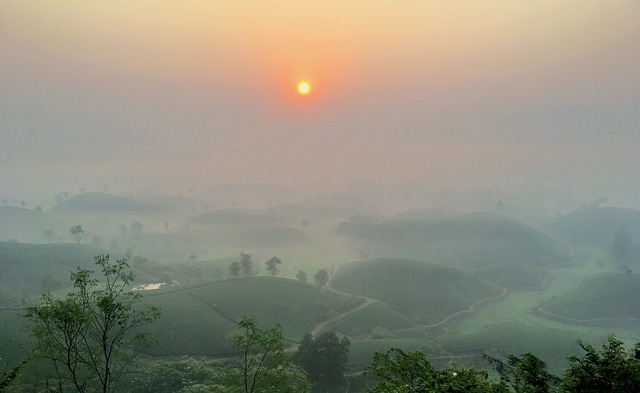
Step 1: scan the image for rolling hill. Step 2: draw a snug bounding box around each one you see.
[140,276,362,356]
[49,192,157,216]
[0,206,71,243]
[339,212,572,268]
[0,242,105,302]
[547,207,640,251]
[330,258,503,325]
[536,273,640,328]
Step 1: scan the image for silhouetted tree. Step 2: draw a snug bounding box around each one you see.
[265,256,282,276]
[296,269,308,284]
[130,221,144,237]
[239,252,254,277]
[230,261,241,278]
[313,269,329,287]
[295,331,350,392]
[44,229,55,243]
[70,225,85,244]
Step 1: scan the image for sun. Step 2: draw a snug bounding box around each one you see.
[297,82,311,95]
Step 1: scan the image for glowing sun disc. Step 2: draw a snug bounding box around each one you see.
[298,82,310,95]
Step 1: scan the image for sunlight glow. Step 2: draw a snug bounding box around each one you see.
[298,82,311,95]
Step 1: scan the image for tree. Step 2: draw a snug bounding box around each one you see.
[368,348,509,393]
[130,221,144,237]
[265,256,282,276]
[296,270,308,284]
[1,359,26,391]
[234,317,310,393]
[70,225,85,244]
[229,262,242,278]
[294,331,350,391]
[44,229,55,243]
[313,269,329,287]
[561,335,640,392]
[239,252,254,277]
[25,255,161,393]
[506,353,560,393]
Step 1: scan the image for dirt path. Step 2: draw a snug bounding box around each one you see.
[309,264,509,337]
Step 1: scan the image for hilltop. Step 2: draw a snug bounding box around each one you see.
[330,258,503,326]
[339,212,572,268]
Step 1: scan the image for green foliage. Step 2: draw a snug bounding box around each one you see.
[264,256,281,276]
[229,261,241,278]
[366,348,509,393]
[295,331,350,391]
[0,359,25,391]
[127,358,226,393]
[69,225,85,244]
[234,317,310,393]
[506,353,560,393]
[313,269,328,287]
[239,252,254,277]
[25,255,161,393]
[561,335,640,392]
[295,269,307,283]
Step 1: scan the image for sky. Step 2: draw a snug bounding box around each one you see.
[2,1,639,199]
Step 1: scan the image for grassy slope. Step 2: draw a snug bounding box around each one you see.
[344,212,572,268]
[539,273,640,324]
[473,264,549,289]
[547,207,640,250]
[141,276,362,356]
[0,242,105,297]
[331,258,502,325]
[0,207,71,244]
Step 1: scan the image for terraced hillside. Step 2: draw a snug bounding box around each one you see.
[547,207,640,266]
[536,273,640,328]
[0,206,71,243]
[0,242,104,302]
[330,258,503,326]
[339,212,572,267]
[140,276,362,356]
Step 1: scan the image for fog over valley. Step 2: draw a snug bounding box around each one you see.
[2,2,640,392]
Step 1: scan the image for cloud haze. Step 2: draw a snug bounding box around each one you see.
[2,1,639,198]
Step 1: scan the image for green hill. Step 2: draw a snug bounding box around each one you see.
[190,208,278,226]
[547,207,640,252]
[0,206,71,243]
[141,276,362,356]
[49,192,156,215]
[473,264,548,289]
[537,273,640,328]
[340,212,572,268]
[331,258,502,325]
[0,242,105,303]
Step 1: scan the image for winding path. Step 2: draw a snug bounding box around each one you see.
[308,263,508,338]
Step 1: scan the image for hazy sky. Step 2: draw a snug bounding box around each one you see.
[2,1,639,197]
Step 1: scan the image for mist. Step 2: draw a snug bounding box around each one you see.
[2,2,640,392]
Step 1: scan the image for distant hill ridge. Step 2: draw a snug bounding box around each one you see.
[49,192,156,214]
[340,212,572,267]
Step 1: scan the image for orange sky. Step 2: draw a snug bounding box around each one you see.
[1,1,639,196]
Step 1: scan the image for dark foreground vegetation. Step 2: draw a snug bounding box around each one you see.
[2,255,639,393]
